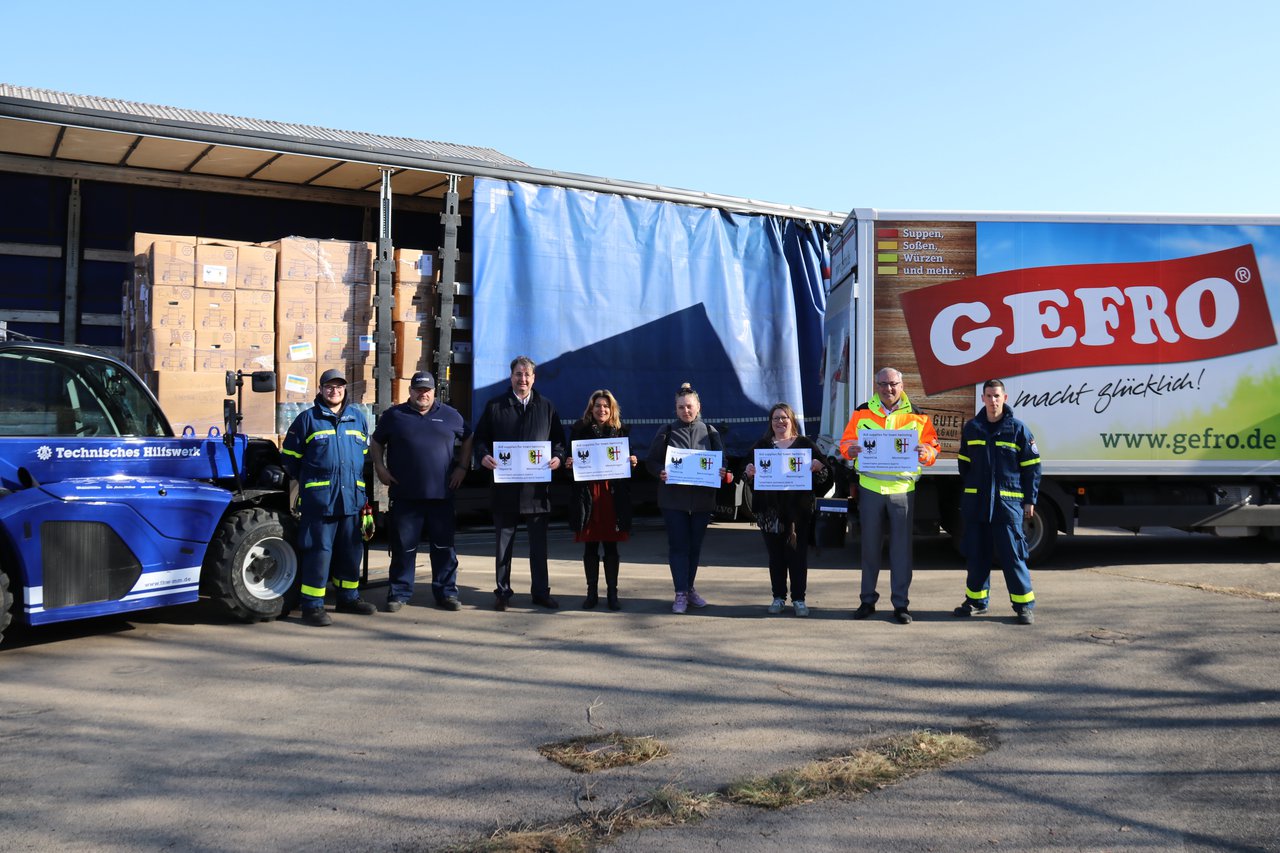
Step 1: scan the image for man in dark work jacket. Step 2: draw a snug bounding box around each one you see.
[474,355,567,610]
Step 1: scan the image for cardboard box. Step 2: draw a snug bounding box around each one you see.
[149,241,197,287]
[238,245,278,290]
[235,288,275,332]
[393,320,431,377]
[393,248,436,285]
[318,239,372,284]
[236,330,276,373]
[134,233,197,271]
[145,285,195,330]
[194,328,236,374]
[316,323,358,364]
[315,294,353,324]
[275,280,316,326]
[276,362,317,403]
[193,287,236,331]
[393,284,432,323]
[275,332,316,366]
[149,370,276,438]
[195,244,238,289]
[144,343,194,373]
[271,237,321,282]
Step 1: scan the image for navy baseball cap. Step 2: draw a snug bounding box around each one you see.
[410,371,436,389]
[319,368,347,385]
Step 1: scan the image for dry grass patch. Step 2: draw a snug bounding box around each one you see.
[447,784,716,852]
[538,732,669,773]
[724,729,988,809]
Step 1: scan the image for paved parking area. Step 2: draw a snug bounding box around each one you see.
[1,523,1277,851]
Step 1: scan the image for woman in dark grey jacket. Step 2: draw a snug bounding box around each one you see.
[645,383,732,614]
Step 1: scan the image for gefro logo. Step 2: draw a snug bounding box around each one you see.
[899,245,1275,395]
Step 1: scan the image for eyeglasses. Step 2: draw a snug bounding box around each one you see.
[771,415,790,422]
[877,381,902,388]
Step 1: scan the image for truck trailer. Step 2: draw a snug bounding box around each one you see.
[819,209,1280,561]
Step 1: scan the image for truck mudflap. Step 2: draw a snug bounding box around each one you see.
[0,476,233,627]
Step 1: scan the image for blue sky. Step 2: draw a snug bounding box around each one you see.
[4,0,1278,216]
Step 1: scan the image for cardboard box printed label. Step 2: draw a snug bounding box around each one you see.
[277,362,317,403]
[393,248,434,285]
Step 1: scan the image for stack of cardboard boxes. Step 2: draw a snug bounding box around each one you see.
[127,233,437,441]
[127,235,277,437]
[392,248,436,399]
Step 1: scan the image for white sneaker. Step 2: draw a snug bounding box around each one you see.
[793,600,810,617]
[768,597,785,614]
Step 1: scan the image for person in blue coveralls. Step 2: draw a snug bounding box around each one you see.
[370,370,472,612]
[281,367,376,627]
[953,378,1043,625]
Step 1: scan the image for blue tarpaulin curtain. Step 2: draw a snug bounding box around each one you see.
[472,178,830,455]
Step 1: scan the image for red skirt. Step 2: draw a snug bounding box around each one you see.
[576,481,629,543]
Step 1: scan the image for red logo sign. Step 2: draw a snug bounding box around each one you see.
[899,245,1275,394]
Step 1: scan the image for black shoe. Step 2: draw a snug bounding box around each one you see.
[385,599,405,613]
[607,589,621,611]
[301,607,332,627]
[437,597,462,612]
[894,607,913,624]
[1016,609,1035,625]
[494,594,508,611]
[852,603,876,620]
[531,594,560,610]
[336,598,376,615]
[583,589,599,609]
[953,602,989,617]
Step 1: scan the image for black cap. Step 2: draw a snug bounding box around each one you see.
[319,368,347,386]
[410,371,436,390]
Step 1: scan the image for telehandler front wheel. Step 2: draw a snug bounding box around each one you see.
[205,507,298,622]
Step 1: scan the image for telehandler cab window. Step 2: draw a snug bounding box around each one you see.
[0,350,168,438]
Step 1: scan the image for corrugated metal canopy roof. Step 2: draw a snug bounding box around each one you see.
[0,83,841,221]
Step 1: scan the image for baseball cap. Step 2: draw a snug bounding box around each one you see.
[409,371,436,390]
[319,368,347,386]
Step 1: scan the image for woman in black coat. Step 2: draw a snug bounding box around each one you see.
[565,390,636,609]
[742,402,829,617]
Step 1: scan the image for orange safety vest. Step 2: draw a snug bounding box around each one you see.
[838,392,939,495]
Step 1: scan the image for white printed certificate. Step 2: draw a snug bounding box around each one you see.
[492,441,553,483]
[857,429,918,473]
[664,446,722,488]
[753,448,812,491]
[571,437,631,482]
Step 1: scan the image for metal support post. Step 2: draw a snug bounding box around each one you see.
[63,178,82,344]
[435,174,461,403]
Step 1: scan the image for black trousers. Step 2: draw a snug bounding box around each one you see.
[492,510,550,598]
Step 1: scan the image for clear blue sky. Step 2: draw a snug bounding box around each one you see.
[4,0,1278,216]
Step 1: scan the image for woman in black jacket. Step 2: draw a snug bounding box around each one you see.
[742,402,829,617]
[565,390,636,609]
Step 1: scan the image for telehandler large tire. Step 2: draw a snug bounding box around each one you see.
[205,507,298,622]
[0,565,13,646]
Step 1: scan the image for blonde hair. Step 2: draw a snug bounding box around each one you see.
[581,389,622,429]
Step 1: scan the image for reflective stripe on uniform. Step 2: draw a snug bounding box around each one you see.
[964,487,977,494]
[995,441,1020,451]
[281,447,302,459]
[305,480,331,488]
[306,428,337,443]
[966,588,990,601]
[338,579,359,590]
[999,489,1024,499]
[301,584,326,598]
[355,480,365,488]
[957,453,971,463]
[967,439,986,446]
[349,431,367,441]
[1011,591,1035,604]
[1020,457,1041,467]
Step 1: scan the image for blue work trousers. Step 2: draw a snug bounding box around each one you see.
[662,509,711,593]
[388,497,459,603]
[298,513,363,608]
[858,487,914,609]
[963,521,1035,611]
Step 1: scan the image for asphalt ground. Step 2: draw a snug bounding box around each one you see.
[1,521,1277,852]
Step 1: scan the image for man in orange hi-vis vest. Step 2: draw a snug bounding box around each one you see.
[839,367,939,624]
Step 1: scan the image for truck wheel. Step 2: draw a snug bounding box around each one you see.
[205,507,298,622]
[1024,502,1060,565]
[0,565,12,647]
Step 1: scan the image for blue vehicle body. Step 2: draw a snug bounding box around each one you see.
[0,342,294,644]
